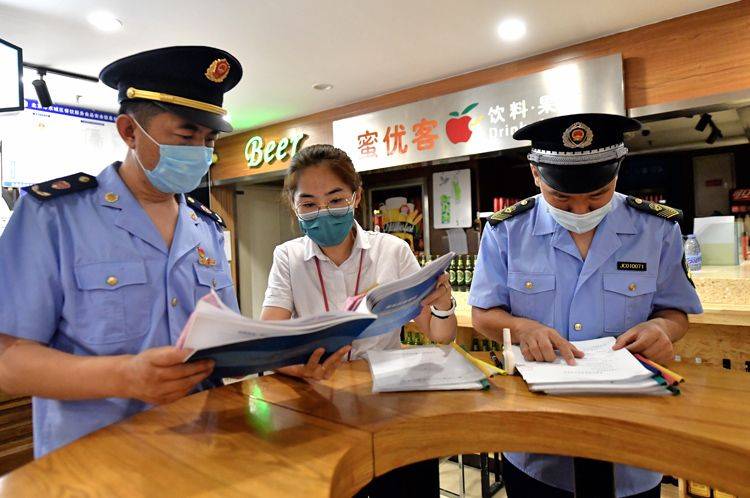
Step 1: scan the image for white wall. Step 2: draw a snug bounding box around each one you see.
[236,185,298,318]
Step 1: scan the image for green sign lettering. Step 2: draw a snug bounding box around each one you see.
[245,133,308,169]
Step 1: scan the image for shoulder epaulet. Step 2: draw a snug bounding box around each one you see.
[22,172,97,201]
[488,197,536,226]
[186,196,226,228]
[626,196,683,222]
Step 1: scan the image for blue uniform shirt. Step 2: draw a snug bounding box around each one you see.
[0,163,238,457]
[468,192,702,497]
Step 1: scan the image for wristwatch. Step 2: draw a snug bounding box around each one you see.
[430,296,456,319]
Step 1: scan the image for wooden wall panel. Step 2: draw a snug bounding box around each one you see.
[209,186,237,285]
[0,395,33,476]
[214,1,750,184]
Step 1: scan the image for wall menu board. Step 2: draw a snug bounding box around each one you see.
[0,38,23,112]
[432,169,471,228]
[0,99,125,188]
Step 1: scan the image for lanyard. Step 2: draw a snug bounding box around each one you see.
[313,249,365,313]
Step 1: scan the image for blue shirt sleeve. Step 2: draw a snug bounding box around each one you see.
[0,196,63,343]
[652,222,703,315]
[468,222,510,310]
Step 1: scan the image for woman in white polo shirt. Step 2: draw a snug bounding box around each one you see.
[262,144,457,374]
[262,144,455,497]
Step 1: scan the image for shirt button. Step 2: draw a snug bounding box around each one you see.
[628,283,637,292]
[574,323,583,331]
[171,297,179,307]
[525,281,534,289]
[211,278,217,288]
[106,276,118,286]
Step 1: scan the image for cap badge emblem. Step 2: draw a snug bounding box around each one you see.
[562,122,594,149]
[205,58,230,83]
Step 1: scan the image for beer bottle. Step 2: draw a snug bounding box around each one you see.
[464,254,473,291]
[457,256,465,292]
[449,258,457,290]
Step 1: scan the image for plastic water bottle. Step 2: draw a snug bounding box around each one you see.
[684,234,702,271]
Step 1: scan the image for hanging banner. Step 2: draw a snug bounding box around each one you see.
[1,99,123,188]
[333,54,624,172]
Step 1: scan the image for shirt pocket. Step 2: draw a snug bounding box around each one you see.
[193,263,234,305]
[73,261,151,346]
[602,273,658,334]
[507,272,556,327]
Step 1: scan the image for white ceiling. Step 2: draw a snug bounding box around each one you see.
[0,0,737,133]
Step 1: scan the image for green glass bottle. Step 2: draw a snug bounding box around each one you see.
[457,256,465,291]
[464,254,473,291]
[471,337,480,352]
[449,258,457,290]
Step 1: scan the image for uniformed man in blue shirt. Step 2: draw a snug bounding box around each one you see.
[0,46,242,457]
[470,113,702,498]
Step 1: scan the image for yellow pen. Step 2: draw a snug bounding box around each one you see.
[450,342,506,377]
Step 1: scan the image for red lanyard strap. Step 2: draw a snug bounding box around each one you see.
[314,249,365,313]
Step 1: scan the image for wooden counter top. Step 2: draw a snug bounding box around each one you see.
[3,360,749,497]
[0,386,372,498]
[452,288,750,328]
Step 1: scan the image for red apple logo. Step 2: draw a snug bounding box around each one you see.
[446,103,478,144]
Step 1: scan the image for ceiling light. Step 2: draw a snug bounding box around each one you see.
[706,123,723,144]
[695,113,711,132]
[497,18,526,42]
[87,11,123,32]
[32,70,52,108]
[312,83,333,91]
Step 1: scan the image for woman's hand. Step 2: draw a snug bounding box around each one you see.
[515,318,584,366]
[613,319,674,364]
[275,346,352,381]
[421,273,453,310]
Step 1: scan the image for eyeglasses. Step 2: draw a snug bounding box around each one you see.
[294,192,356,221]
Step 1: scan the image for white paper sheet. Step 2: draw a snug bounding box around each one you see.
[512,337,653,385]
[367,346,487,392]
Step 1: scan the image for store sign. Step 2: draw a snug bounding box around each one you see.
[244,132,308,168]
[333,54,625,172]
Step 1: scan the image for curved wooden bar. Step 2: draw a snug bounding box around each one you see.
[0,386,372,498]
[2,359,749,497]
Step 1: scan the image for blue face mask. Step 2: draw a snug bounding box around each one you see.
[298,208,355,247]
[132,118,213,194]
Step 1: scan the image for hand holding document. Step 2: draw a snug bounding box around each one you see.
[177,253,455,377]
[512,337,681,396]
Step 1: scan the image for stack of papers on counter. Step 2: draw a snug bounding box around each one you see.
[367,346,488,392]
[512,337,681,396]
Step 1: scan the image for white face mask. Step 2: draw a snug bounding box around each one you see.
[545,198,613,234]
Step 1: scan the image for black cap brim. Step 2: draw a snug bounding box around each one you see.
[151,101,233,133]
[535,159,622,194]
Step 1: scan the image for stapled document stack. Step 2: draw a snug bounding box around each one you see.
[512,337,682,396]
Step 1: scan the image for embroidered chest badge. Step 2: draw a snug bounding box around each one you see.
[197,247,217,267]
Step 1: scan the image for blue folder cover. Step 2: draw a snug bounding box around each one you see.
[189,316,376,377]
